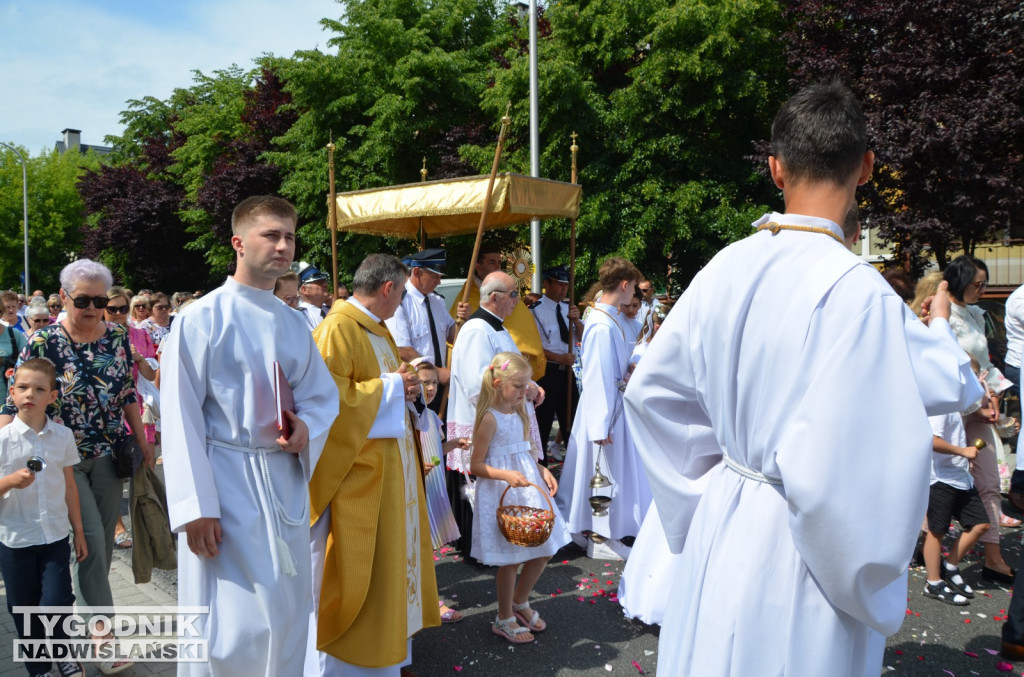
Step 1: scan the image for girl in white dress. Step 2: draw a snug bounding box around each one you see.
[470,352,570,644]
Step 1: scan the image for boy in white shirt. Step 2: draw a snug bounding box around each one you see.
[922,408,990,606]
[0,358,87,677]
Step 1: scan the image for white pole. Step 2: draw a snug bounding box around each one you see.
[0,142,29,295]
[528,0,542,292]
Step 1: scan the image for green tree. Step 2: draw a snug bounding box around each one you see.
[0,145,101,292]
[475,0,788,294]
[271,0,504,283]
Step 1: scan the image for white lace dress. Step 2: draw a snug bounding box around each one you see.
[471,409,570,566]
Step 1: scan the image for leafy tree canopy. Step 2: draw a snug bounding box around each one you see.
[473,0,787,293]
[0,145,101,292]
[780,0,1024,272]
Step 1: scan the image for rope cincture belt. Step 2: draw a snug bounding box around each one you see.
[757,221,843,245]
[723,455,783,486]
[207,437,306,577]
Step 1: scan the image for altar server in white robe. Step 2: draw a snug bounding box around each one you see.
[557,257,652,545]
[161,196,339,677]
[624,82,984,677]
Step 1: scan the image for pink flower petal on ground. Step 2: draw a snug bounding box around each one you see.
[632,660,645,673]
[556,589,563,594]
[963,651,978,658]
[986,649,1001,655]
[996,660,1013,671]
[453,666,463,672]
[965,618,972,624]
[577,597,585,602]
[561,560,568,565]
[894,650,904,655]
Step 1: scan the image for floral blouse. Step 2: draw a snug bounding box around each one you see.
[137,318,171,348]
[1,322,138,460]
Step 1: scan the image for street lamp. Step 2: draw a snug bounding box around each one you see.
[513,0,542,291]
[0,142,29,296]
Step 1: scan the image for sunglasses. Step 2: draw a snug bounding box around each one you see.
[66,292,108,310]
[29,317,50,324]
[153,304,170,310]
[106,304,129,314]
[47,304,60,310]
[494,289,520,299]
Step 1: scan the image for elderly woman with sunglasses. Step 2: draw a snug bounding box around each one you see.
[105,287,158,439]
[128,295,150,328]
[138,292,173,347]
[0,259,153,675]
[23,301,52,335]
[46,294,62,322]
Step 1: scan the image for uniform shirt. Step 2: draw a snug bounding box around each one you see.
[929,411,972,490]
[1004,285,1024,369]
[530,295,571,355]
[0,417,79,547]
[385,280,455,367]
[297,300,324,331]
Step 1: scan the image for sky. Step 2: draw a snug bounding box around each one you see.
[0,0,340,155]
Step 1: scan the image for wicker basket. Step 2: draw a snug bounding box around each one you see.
[496,481,555,547]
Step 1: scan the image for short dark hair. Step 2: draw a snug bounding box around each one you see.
[15,358,58,391]
[477,242,502,261]
[943,255,979,301]
[351,254,408,294]
[599,257,641,293]
[771,80,868,186]
[231,196,297,235]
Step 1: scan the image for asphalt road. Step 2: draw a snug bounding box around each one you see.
[114,457,1024,677]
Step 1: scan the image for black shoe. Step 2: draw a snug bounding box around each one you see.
[56,661,85,677]
[940,560,975,598]
[923,580,969,606]
[983,567,1017,585]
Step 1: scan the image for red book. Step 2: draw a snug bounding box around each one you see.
[274,361,295,439]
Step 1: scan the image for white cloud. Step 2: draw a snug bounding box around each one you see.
[0,0,339,155]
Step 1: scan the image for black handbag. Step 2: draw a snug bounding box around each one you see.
[111,434,142,479]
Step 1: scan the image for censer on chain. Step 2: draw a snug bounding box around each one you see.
[588,445,613,516]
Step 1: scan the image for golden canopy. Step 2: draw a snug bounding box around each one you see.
[333,172,581,239]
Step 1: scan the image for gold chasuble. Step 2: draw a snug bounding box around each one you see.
[449,278,547,380]
[311,301,440,667]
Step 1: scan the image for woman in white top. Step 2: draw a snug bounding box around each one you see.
[945,255,1018,583]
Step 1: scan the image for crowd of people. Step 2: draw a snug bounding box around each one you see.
[1,81,1023,677]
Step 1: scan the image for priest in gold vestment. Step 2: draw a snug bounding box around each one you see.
[449,243,546,380]
[310,254,440,676]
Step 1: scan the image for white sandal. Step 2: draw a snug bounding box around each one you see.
[512,601,546,632]
[492,615,534,644]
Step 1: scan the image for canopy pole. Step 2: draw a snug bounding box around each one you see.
[327,137,340,297]
[566,131,579,432]
[418,157,428,251]
[459,103,513,318]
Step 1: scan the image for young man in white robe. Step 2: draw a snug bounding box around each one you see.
[624,81,984,677]
[160,196,340,677]
[447,272,545,561]
[556,257,652,556]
